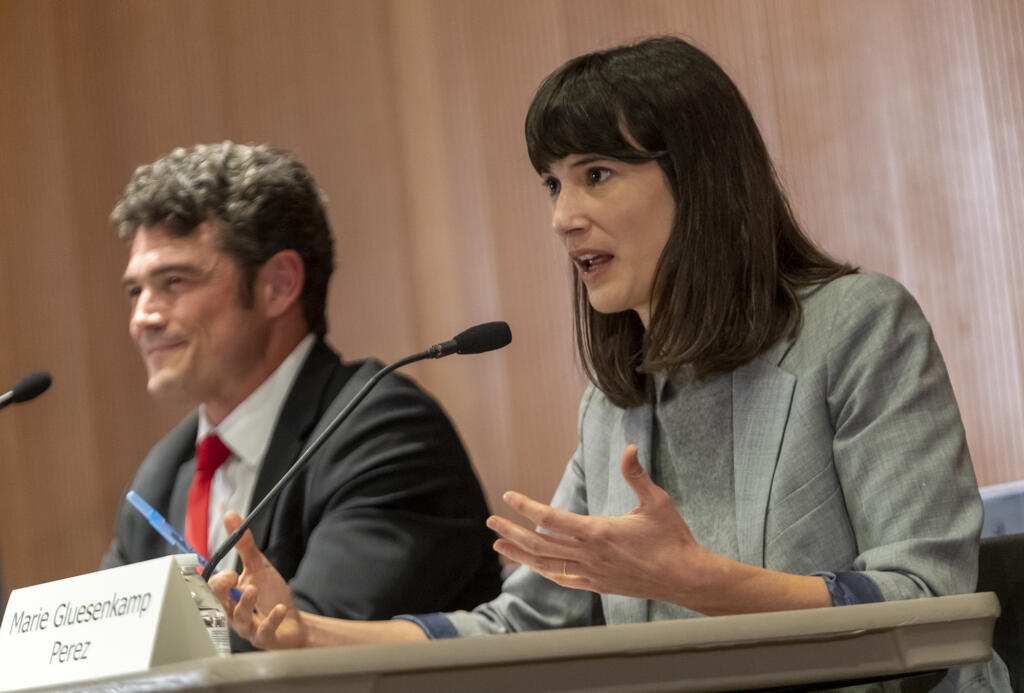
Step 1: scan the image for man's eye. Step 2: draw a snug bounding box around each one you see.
[126,286,141,300]
[587,167,612,184]
[542,177,560,197]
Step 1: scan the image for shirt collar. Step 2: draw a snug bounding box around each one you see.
[198,333,317,467]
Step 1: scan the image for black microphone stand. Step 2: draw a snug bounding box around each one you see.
[201,320,510,580]
[201,349,431,580]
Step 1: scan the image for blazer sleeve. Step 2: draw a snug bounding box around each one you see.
[825,274,982,601]
[445,386,605,636]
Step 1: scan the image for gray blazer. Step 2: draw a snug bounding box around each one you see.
[449,274,1003,690]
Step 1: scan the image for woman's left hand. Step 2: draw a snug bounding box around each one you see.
[488,444,719,609]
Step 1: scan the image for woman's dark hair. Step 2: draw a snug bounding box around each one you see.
[111,142,335,337]
[526,36,856,407]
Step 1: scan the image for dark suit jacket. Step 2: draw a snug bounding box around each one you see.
[102,341,502,638]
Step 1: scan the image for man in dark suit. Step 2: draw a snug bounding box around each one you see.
[101,143,501,647]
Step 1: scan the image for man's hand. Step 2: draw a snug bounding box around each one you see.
[208,512,307,649]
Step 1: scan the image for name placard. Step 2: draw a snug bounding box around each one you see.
[0,555,220,691]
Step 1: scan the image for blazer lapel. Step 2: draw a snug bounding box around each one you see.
[246,341,346,552]
[614,401,653,512]
[165,415,200,535]
[614,394,655,624]
[732,340,796,567]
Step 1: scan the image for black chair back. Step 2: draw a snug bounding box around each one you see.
[978,533,1024,693]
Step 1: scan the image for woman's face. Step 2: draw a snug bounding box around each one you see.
[543,155,675,327]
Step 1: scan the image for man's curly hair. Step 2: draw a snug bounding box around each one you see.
[112,141,334,337]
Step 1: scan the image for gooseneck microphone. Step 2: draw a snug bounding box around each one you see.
[201,321,511,580]
[0,371,52,410]
[427,321,512,357]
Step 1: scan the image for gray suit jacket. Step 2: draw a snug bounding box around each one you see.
[449,274,1003,690]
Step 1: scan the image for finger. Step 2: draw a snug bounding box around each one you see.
[492,538,552,572]
[487,515,579,555]
[619,444,660,505]
[232,585,260,634]
[502,491,591,537]
[208,570,239,615]
[223,511,243,534]
[213,587,236,619]
[223,511,263,569]
[492,538,578,576]
[257,604,287,645]
[491,537,532,566]
[209,568,239,588]
[494,539,594,590]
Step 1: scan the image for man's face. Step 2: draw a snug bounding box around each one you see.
[122,222,270,420]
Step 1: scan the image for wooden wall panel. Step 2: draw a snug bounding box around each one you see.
[973,0,1024,483]
[0,0,1021,597]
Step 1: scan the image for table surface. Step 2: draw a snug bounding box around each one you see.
[13,591,999,693]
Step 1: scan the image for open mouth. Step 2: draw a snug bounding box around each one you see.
[575,253,612,274]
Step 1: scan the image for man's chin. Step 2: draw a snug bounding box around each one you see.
[145,372,192,403]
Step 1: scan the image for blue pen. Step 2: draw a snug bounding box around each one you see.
[125,491,246,605]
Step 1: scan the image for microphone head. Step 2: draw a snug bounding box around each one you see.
[12,371,51,403]
[452,322,512,355]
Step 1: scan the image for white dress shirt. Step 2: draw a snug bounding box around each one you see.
[197,333,316,567]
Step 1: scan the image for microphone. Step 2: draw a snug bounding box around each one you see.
[0,371,52,410]
[429,321,512,357]
[201,321,511,580]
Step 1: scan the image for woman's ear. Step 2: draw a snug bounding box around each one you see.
[256,249,305,319]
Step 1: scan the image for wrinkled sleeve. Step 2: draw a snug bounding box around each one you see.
[444,386,606,637]
[826,274,981,601]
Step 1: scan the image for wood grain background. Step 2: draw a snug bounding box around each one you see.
[1,0,1021,597]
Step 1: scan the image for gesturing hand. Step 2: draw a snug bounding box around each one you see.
[487,445,717,609]
[207,512,307,649]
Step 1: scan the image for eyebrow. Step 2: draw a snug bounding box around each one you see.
[541,155,614,176]
[121,263,202,287]
[569,155,609,168]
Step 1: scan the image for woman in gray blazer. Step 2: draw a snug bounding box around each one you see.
[212,35,1005,691]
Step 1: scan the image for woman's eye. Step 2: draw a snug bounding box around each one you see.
[587,167,612,184]
[543,177,560,197]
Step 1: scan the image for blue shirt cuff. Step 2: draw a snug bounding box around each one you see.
[392,612,459,639]
[812,571,885,606]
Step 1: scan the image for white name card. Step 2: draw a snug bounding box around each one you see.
[0,555,221,691]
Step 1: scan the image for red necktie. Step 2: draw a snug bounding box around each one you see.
[185,433,232,559]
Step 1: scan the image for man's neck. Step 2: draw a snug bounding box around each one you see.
[198,333,317,453]
[203,327,312,425]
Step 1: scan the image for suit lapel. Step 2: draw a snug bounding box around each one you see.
[615,401,653,513]
[732,340,796,567]
[613,390,655,624]
[168,460,195,534]
[246,341,346,551]
[166,415,200,536]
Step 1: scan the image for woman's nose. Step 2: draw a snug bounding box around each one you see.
[552,187,586,237]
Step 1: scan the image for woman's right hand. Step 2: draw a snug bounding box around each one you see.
[208,511,307,649]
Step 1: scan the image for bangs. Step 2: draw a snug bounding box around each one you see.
[525,56,661,174]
